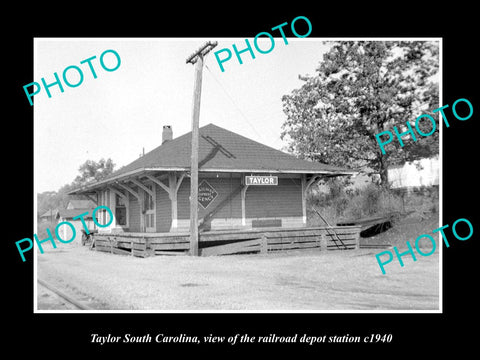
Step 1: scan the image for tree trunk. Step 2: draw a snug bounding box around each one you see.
[378,155,389,188]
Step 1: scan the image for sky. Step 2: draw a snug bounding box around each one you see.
[34,38,331,193]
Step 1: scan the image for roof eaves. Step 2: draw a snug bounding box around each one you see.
[198,168,357,175]
[68,167,357,195]
[67,167,189,195]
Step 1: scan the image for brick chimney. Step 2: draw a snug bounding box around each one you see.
[162,125,173,144]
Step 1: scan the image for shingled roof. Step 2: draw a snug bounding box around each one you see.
[57,208,94,219]
[71,123,354,193]
[67,199,96,209]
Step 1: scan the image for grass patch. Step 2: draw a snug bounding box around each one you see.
[307,180,439,247]
[361,213,439,248]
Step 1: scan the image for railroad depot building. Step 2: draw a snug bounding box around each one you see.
[70,123,355,235]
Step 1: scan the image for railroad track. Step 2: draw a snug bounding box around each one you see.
[37,278,92,310]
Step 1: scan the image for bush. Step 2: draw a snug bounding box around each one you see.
[341,184,402,220]
[307,181,422,225]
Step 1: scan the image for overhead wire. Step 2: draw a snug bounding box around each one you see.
[204,63,273,145]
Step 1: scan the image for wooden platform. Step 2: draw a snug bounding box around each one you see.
[91,225,362,257]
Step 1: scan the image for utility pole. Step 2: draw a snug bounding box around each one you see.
[186,41,217,256]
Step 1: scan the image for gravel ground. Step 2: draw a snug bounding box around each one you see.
[36,243,439,311]
[37,282,80,310]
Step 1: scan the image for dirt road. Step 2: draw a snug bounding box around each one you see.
[36,246,439,311]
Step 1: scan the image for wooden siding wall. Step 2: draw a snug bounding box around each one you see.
[176,178,190,231]
[173,175,304,231]
[96,189,111,233]
[246,177,303,227]
[176,176,242,231]
[105,189,110,209]
[128,192,140,232]
[115,174,305,233]
[155,183,172,232]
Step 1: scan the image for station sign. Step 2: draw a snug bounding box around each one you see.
[198,180,218,209]
[245,176,278,186]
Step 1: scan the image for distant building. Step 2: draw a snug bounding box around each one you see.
[66,199,96,209]
[388,156,439,189]
[39,209,58,222]
[56,199,97,244]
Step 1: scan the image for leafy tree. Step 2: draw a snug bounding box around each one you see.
[73,158,115,185]
[281,41,439,185]
[37,191,59,215]
[37,158,115,215]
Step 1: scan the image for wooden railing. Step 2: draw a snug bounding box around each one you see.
[92,225,362,257]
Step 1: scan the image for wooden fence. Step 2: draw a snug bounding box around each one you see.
[92,225,361,258]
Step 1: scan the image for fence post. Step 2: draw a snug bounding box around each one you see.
[354,227,360,250]
[320,232,327,251]
[260,235,268,254]
[145,238,152,257]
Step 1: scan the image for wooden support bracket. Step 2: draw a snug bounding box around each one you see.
[145,174,171,195]
[130,179,154,197]
[83,193,98,205]
[107,186,128,201]
[175,172,186,193]
[116,182,140,200]
[305,175,322,193]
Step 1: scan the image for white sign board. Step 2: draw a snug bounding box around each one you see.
[245,176,278,186]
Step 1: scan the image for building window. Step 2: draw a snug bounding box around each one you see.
[116,194,127,226]
[144,186,154,211]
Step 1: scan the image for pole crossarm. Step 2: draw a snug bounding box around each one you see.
[186,41,218,64]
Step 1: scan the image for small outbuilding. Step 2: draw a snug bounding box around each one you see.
[388,156,439,190]
[39,209,58,223]
[66,199,96,210]
[56,200,97,245]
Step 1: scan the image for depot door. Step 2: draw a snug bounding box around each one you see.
[144,184,156,232]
